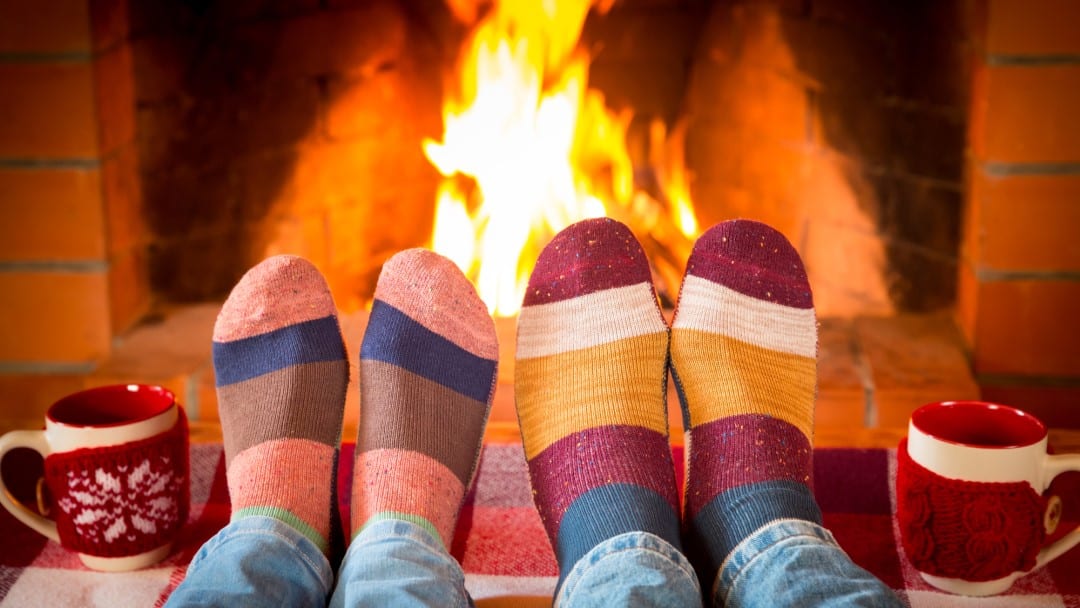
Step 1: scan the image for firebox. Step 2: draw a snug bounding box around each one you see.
[1,0,1078,429]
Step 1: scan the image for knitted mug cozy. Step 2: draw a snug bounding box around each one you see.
[43,410,190,558]
[896,438,1047,581]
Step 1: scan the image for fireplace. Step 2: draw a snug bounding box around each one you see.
[1,0,1078,428]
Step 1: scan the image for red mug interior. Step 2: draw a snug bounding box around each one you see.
[47,384,175,428]
[911,400,1047,449]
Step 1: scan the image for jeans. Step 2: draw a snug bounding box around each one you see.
[165,516,901,607]
[717,519,903,608]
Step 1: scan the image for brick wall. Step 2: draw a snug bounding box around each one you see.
[0,0,146,372]
[959,0,1080,427]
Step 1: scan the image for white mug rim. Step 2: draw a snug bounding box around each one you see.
[44,385,178,451]
[46,384,175,428]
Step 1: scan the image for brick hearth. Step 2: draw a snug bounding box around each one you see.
[0,305,995,440]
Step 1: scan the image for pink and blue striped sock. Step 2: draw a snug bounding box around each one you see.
[351,249,498,548]
[212,255,349,555]
[671,219,822,585]
[515,218,682,587]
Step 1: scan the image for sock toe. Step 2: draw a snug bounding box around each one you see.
[214,254,340,343]
[681,219,812,310]
[524,217,657,306]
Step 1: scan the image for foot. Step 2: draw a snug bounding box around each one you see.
[212,255,349,554]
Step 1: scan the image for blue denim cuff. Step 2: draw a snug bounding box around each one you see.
[559,531,702,607]
[348,517,446,557]
[172,514,334,608]
[714,518,838,605]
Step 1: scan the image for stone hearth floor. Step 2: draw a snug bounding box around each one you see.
[1,304,980,444]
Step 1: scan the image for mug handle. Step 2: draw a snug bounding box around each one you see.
[0,430,60,542]
[1036,453,1080,569]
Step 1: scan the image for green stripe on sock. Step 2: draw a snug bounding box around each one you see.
[355,511,443,547]
[233,506,328,553]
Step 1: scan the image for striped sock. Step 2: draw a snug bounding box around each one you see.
[515,217,681,587]
[352,249,498,547]
[671,219,822,585]
[212,255,349,555]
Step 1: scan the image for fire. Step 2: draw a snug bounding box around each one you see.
[425,0,697,316]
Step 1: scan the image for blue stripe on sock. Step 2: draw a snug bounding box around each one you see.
[555,483,682,585]
[360,299,497,403]
[687,479,822,582]
[213,315,346,386]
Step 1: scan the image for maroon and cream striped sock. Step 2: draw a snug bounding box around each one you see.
[351,249,499,547]
[671,219,821,584]
[515,218,683,587]
[212,255,349,555]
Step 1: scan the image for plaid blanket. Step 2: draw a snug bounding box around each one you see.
[1,443,1077,607]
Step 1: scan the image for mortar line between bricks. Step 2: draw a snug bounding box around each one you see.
[846,322,877,427]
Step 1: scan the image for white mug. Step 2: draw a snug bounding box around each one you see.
[0,384,189,571]
[897,400,1080,596]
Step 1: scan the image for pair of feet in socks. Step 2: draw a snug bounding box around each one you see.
[212,217,819,595]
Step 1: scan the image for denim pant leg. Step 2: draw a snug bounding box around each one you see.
[165,516,333,608]
[716,519,903,608]
[558,531,703,608]
[329,518,472,608]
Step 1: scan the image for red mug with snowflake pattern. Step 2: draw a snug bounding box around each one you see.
[896,401,1080,596]
[0,384,189,571]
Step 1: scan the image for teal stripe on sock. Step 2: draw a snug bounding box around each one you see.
[685,479,822,587]
[555,483,682,585]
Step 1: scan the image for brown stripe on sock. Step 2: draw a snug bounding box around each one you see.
[217,359,348,465]
[358,359,489,485]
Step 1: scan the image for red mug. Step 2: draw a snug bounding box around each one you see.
[896,401,1080,596]
[0,384,189,571]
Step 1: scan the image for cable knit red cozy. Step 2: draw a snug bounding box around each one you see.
[43,411,190,558]
[896,439,1047,581]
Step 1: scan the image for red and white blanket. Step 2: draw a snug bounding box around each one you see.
[1,443,1077,607]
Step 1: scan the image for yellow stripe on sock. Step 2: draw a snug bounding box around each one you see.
[516,331,669,460]
[672,329,816,440]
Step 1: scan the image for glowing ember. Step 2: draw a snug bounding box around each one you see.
[426,0,697,316]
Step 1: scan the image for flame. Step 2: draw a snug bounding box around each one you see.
[425,0,695,316]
